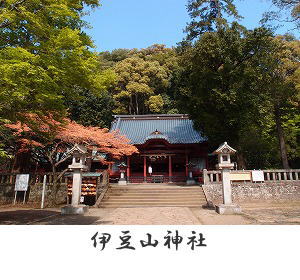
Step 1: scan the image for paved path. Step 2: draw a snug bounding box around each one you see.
[0,202,299,225]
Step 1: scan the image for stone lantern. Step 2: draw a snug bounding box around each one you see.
[61,144,88,215]
[186,161,196,185]
[117,162,127,185]
[213,142,236,170]
[213,142,241,215]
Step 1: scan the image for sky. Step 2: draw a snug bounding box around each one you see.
[83,0,298,52]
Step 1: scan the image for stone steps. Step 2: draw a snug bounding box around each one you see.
[100,204,204,208]
[99,185,207,208]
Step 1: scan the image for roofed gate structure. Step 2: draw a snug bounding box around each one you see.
[110,114,208,183]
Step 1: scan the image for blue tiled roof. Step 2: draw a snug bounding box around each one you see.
[110,114,206,144]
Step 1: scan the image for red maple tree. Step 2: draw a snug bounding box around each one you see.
[7,113,137,168]
[6,114,137,204]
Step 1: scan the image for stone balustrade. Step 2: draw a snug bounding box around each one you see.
[263,169,300,182]
[203,169,300,185]
[203,170,222,184]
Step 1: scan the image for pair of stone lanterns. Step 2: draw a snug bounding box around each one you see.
[213,142,241,215]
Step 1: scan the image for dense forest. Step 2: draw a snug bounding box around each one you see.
[0,0,299,171]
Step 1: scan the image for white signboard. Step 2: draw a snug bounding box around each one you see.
[252,171,264,182]
[15,174,30,191]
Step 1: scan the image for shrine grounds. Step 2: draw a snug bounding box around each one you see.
[0,201,300,225]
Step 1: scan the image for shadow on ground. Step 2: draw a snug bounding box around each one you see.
[0,210,59,225]
[0,209,113,225]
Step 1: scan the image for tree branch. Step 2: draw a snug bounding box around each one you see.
[57,168,69,181]
[54,153,71,168]
[0,0,27,29]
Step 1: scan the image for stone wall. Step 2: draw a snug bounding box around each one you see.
[203,181,300,205]
[28,183,68,206]
[0,184,15,204]
[0,183,68,206]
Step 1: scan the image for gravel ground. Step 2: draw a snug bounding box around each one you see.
[240,201,300,225]
[0,201,299,225]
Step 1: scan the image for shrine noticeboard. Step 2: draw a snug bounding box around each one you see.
[15,174,30,191]
[251,170,264,182]
[229,172,251,181]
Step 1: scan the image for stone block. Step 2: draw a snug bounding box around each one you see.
[216,204,242,215]
[61,205,89,215]
[118,179,127,185]
[186,179,196,185]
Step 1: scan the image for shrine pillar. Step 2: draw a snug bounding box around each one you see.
[127,156,130,180]
[185,154,189,177]
[143,156,147,182]
[168,155,172,182]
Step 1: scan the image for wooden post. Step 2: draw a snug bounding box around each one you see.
[143,156,147,182]
[41,175,47,209]
[168,155,172,182]
[23,191,26,204]
[185,154,188,177]
[127,156,130,180]
[205,155,209,170]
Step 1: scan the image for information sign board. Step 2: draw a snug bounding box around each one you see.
[15,174,30,191]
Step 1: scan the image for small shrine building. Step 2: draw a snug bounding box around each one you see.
[109,114,208,183]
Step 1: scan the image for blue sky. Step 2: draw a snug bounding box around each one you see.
[83,0,297,52]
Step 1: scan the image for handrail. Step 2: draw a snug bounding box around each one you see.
[94,171,110,207]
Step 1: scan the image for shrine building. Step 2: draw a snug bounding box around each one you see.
[109,114,208,183]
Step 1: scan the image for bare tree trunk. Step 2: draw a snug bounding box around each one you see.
[274,106,290,169]
[236,152,247,170]
[135,94,139,115]
[47,164,59,207]
[129,95,133,114]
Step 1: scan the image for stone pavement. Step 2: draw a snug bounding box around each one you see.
[0,201,299,225]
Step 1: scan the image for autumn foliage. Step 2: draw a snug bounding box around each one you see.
[6,114,137,161]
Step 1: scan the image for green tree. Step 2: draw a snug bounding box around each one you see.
[262,0,300,30]
[112,45,179,115]
[184,0,241,41]
[177,22,300,168]
[99,48,136,69]
[257,36,300,168]
[0,0,111,124]
[177,23,294,168]
[66,88,115,128]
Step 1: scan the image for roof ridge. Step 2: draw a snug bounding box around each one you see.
[113,114,189,120]
[110,115,206,144]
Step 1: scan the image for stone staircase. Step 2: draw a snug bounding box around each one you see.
[99,184,207,208]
